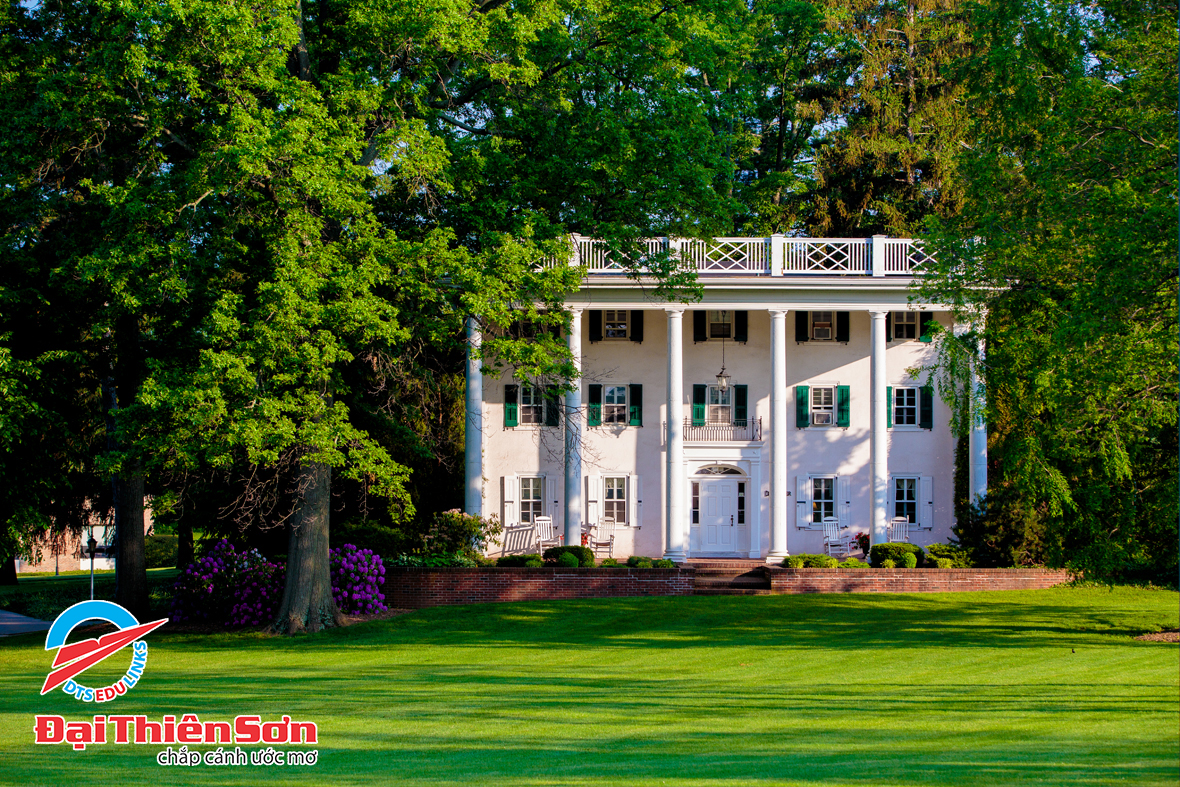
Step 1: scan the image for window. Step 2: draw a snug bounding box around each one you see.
[708,310,732,338]
[894,478,917,524]
[737,482,746,525]
[604,477,627,524]
[602,385,628,424]
[520,385,544,424]
[811,386,835,425]
[893,311,917,340]
[691,482,700,524]
[810,311,834,341]
[603,310,628,339]
[894,387,918,426]
[812,477,835,524]
[520,478,544,523]
[708,385,732,423]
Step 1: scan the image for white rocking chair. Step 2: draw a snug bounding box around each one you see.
[589,518,616,558]
[888,517,911,544]
[534,516,562,553]
[500,522,537,556]
[822,517,852,558]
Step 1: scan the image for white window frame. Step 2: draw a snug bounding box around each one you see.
[603,384,628,425]
[708,310,732,339]
[796,474,851,530]
[603,310,629,339]
[518,384,544,425]
[893,311,918,340]
[707,385,732,424]
[810,311,835,341]
[811,385,835,426]
[891,474,933,530]
[811,476,836,524]
[893,386,919,427]
[518,476,545,524]
[603,476,628,525]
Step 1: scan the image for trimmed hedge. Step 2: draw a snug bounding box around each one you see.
[652,559,676,568]
[543,546,594,567]
[496,554,543,567]
[870,542,927,568]
[784,553,838,569]
[144,535,178,569]
[837,557,871,568]
[926,542,974,568]
[933,557,953,569]
[600,558,620,567]
[556,552,580,568]
[901,552,918,568]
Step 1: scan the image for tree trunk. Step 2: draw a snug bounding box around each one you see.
[114,458,149,620]
[273,459,342,634]
[0,556,17,586]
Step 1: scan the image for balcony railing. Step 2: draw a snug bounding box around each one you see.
[663,417,763,442]
[563,235,934,277]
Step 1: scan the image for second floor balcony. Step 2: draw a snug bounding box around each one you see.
[664,417,763,443]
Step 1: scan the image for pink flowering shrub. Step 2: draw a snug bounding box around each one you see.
[331,544,387,615]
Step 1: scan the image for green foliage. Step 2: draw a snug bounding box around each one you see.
[544,546,594,567]
[386,553,478,568]
[422,510,503,560]
[599,558,620,567]
[496,555,543,568]
[330,520,410,561]
[925,542,974,568]
[901,552,918,569]
[870,543,926,568]
[783,554,838,569]
[837,558,870,569]
[651,559,676,569]
[626,556,654,568]
[144,535,178,569]
[933,558,953,569]
[556,552,580,568]
[880,559,896,569]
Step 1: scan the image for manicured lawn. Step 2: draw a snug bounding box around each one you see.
[1,586,1176,786]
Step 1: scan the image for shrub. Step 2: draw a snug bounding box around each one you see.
[782,553,838,568]
[331,520,408,561]
[544,546,594,567]
[144,535,178,569]
[627,555,654,568]
[422,509,502,560]
[880,558,897,568]
[838,558,870,568]
[386,552,479,568]
[171,540,277,625]
[652,559,676,568]
[496,554,543,567]
[925,542,974,568]
[869,542,927,568]
[330,544,387,616]
[228,557,284,627]
[556,552,580,568]
[934,557,953,569]
[599,558,620,567]
[901,552,918,569]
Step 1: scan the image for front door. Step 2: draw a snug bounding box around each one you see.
[689,478,748,555]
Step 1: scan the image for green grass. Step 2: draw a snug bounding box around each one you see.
[1,587,1176,786]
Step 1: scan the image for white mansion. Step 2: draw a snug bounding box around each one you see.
[464,235,987,561]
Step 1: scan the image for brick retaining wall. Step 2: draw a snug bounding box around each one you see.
[386,566,696,608]
[766,567,1071,593]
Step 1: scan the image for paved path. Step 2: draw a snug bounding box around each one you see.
[0,609,51,637]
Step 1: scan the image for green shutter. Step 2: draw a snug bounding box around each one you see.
[734,311,748,343]
[504,384,519,427]
[836,385,851,427]
[920,386,934,429]
[886,386,893,429]
[588,310,603,343]
[919,313,936,342]
[835,312,850,343]
[693,311,707,343]
[587,384,602,427]
[734,384,748,426]
[544,385,561,427]
[629,310,644,343]
[796,385,810,428]
[628,384,643,426]
[692,384,707,426]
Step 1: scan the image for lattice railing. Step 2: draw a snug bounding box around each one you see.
[782,239,871,274]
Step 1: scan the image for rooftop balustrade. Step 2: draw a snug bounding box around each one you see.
[564,235,934,277]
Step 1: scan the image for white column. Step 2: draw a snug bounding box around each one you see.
[869,310,889,547]
[664,307,687,562]
[767,309,789,562]
[970,331,988,504]
[564,308,584,548]
[464,317,483,516]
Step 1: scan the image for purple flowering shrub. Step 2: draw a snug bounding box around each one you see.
[228,556,285,627]
[170,540,256,623]
[331,544,387,615]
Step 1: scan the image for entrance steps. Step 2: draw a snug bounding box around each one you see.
[687,559,772,595]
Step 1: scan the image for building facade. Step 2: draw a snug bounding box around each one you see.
[465,235,987,561]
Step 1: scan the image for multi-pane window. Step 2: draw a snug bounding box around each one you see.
[604,477,627,524]
[603,310,628,339]
[894,387,918,426]
[708,385,732,423]
[893,311,917,340]
[520,478,543,523]
[737,482,746,525]
[604,386,628,424]
[811,311,834,341]
[691,482,700,524]
[894,478,917,523]
[520,385,543,424]
[709,310,732,339]
[812,477,835,523]
[811,386,835,425]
